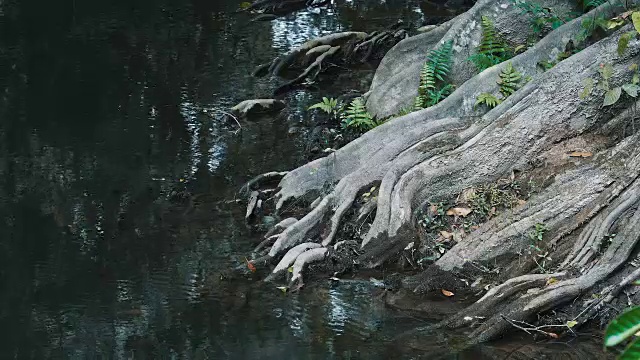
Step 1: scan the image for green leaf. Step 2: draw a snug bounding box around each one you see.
[603,87,622,107]
[567,320,578,328]
[623,84,640,98]
[602,63,614,80]
[618,32,637,56]
[604,306,640,347]
[620,338,640,360]
[633,12,640,35]
[580,78,594,100]
[240,1,252,10]
[606,19,625,30]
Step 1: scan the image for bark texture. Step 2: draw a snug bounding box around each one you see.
[244,0,640,344]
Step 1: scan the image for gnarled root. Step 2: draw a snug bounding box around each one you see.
[258,27,408,94]
[242,0,640,344]
[289,247,328,286]
[265,242,322,281]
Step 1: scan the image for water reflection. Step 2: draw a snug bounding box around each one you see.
[0,0,602,359]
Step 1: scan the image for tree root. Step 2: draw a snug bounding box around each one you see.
[241,0,640,345]
[240,171,288,196]
[289,247,328,286]
[266,242,322,282]
[257,27,407,94]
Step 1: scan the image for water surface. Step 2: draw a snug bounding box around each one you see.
[0,0,611,358]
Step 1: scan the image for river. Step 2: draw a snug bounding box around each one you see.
[0,0,612,358]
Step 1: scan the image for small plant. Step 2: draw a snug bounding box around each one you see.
[341,98,380,131]
[416,40,454,110]
[468,16,513,72]
[604,306,640,359]
[498,62,523,98]
[529,222,547,242]
[475,62,522,109]
[475,93,502,109]
[308,97,341,117]
[581,62,639,107]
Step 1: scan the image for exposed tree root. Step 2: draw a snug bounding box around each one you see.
[242,0,640,345]
[289,247,328,286]
[266,242,322,281]
[258,27,408,94]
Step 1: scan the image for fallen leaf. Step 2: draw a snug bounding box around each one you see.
[471,225,480,230]
[404,242,415,251]
[488,207,496,217]
[430,204,439,215]
[288,266,294,273]
[245,257,257,273]
[441,289,455,297]
[276,286,288,293]
[568,151,593,158]
[546,277,558,286]
[440,231,454,239]
[446,207,472,217]
[464,316,474,321]
[566,320,578,328]
[547,332,559,339]
[517,199,527,206]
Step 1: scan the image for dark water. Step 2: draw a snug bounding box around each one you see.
[0,0,611,358]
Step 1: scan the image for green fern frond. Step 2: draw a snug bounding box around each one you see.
[479,16,508,56]
[342,98,378,132]
[418,40,454,109]
[498,62,522,98]
[414,95,426,111]
[469,16,512,72]
[475,93,502,109]
[421,40,453,90]
[426,84,454,107]
[308,97,339,115]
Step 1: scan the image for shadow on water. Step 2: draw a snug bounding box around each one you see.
[0,0,611,358]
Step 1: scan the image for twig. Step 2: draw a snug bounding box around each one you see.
[501,315,573,338]
[217,110,242,130]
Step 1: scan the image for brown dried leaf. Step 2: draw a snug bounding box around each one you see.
[430,204,439,215]
[441,289,455,297]
[446,207,472,217]
[517,199,527,206]
[569,151,593,158]
[440,231,454,240]
[547,332,559,339]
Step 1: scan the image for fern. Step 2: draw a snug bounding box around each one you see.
[498,62,522,98]
[341,98,379,131]
[475,93,502,109]
[469,17,512,72]
[417,40,454,109]
[308,97,340,116]
[426,84,454,107]
[583,0,606,10]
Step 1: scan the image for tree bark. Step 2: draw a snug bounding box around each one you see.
[245,0,640,344]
